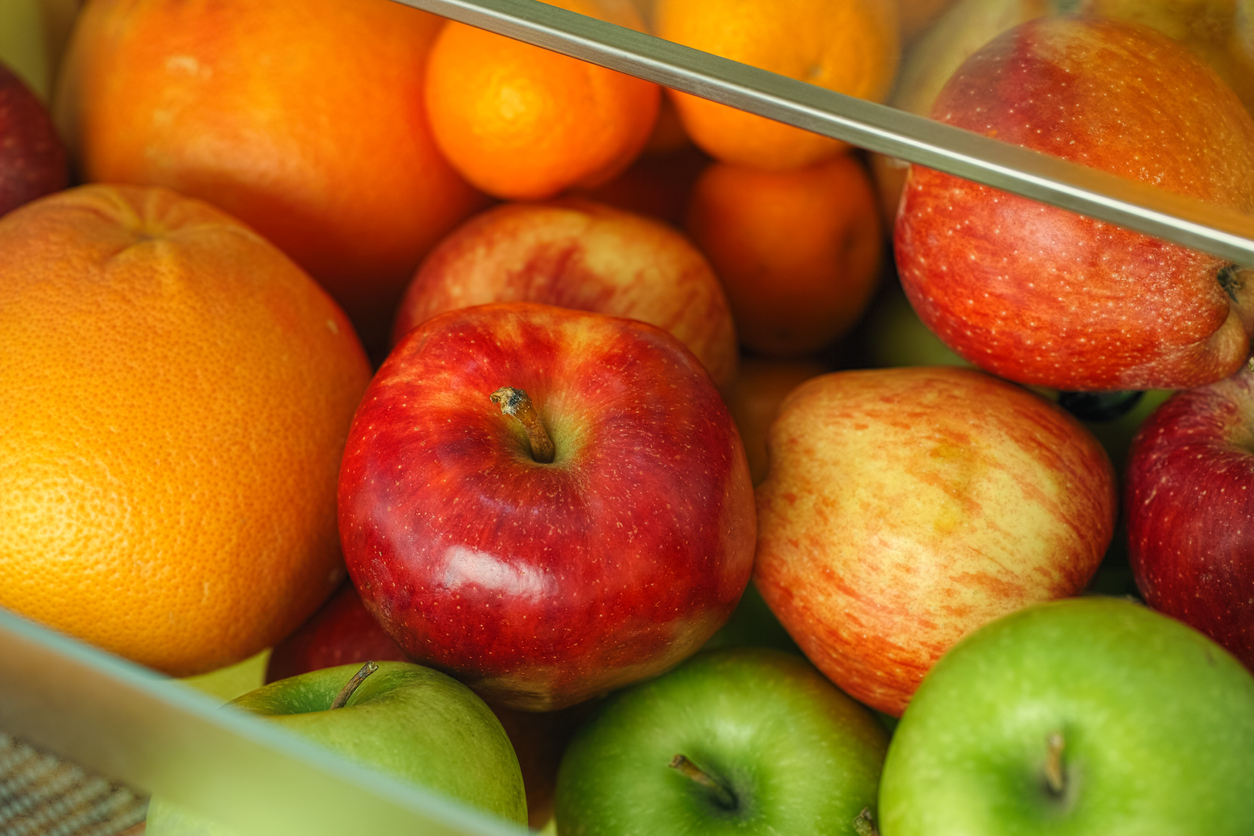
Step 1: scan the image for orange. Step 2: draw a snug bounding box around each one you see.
[52,0,487,359]
[424,0,661,200]
[0,184,373,677]
[685,154,885,357]
[654,0,900,170]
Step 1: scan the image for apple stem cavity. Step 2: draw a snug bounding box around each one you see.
[490,387,556,464]
[1218,264,1241,303]
[330,661,379,709]
[669,754,738,811]
[853,807,881,836]
[1044,731,1066,796]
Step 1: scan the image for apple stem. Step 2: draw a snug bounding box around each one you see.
[853,808,881,836]
[330,661,378,709]
[669,754,737,811]
[1044,731,1066,796]
[490,387,556,464]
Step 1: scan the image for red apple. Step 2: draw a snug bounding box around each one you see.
[339,302,756,711]
[391,197,739,392]
[0,60,68,215]
[1124,365,1254,671]
[265,580,579,830]
[895,15,1254,392]
[754,365,1117,716]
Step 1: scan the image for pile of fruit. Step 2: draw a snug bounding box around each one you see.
[2,0,1253,833]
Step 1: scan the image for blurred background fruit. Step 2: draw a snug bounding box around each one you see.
[52,0,487,360]
[653,0,899,170]
[0,0,80,102]
[723,356,829,485]
[0,183,372,677]
[899,0,962,43]
[392,197,739,391]
[424,0,660,200]
[870,0,1058,226]
[567,143,709,227]
[0,59,68,215]
[685,153,884,358]
[872,0,1254,226]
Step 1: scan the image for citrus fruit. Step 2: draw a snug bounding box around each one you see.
[423,0,661,200]
[52,0,487,358]
[0,184,373,677]
[654,0,900,170]
[685,154,885,357]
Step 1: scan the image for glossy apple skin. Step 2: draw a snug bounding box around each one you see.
[146,661,529,833]
[754,365,1117,716]
[878,596,1254,835]
[265,579,582,830]
[554,647,888,836]
[895,15,1254,391]
[391,198,738,392]
[1124,365,1254,671]
[339,302,756,711]
[0,62,68,215]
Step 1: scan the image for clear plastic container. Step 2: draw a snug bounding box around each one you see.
[2,1,1251,833]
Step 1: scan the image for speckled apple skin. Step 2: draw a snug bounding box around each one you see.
[391,198,739,393]
[338,302,756,711]
[753,366,1117,717]
[895,15,1254,391]
[1125,365,1254,671]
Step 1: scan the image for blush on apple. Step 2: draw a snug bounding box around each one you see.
[754,365,1117,717]
[894,15,1254,391]
[1124,364,1254,671]
[391,197,739,392]
[0,60,68,215]
[339,302,756,712]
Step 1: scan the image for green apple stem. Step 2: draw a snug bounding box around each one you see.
[490,387,555,464]
[1045,731,1066,796]
[669,754,737,811]
[853,808,881,836]
[330,661,378,709]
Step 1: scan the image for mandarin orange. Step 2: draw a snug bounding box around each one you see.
[0,184,372,677]
[654,0,900,170]
[423,0,661,200]
[686,154,885,358]
[53,0,486,359]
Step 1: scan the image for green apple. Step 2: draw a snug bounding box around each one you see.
[878,596,1254,835]
[146,661,529,834]
[178,648,272,703]
[554,646,889,835]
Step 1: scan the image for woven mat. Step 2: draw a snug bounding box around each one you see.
[0,731,147,835]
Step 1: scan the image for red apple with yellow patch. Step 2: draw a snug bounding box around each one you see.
[754,365,1117,716]
[895,15,1254,391]
[392,198,738,392]
[340,302,756,712]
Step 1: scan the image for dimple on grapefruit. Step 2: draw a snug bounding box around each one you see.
[52,0,487,358]
[0,184,373,677]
